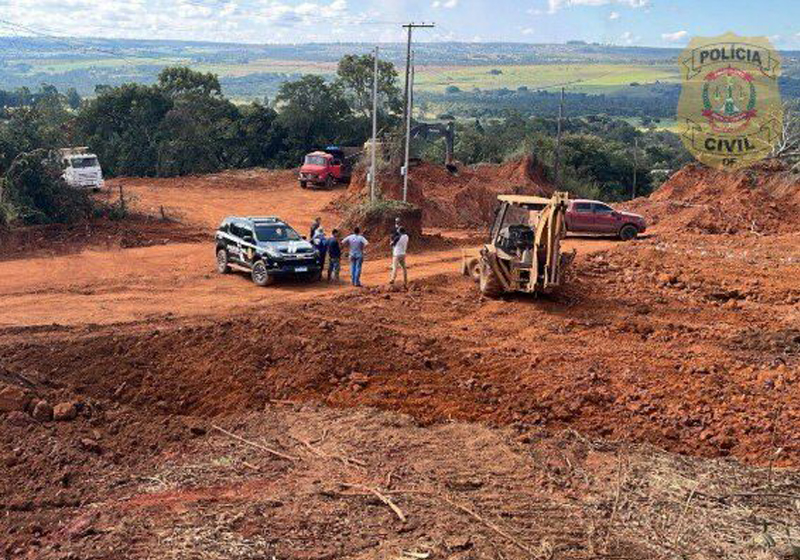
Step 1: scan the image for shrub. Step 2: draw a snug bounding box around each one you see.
[2,151,94,225]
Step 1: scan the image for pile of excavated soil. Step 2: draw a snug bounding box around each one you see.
[339,156,553,229]
[626,162,800,235]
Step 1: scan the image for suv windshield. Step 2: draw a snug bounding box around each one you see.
[304,155,327,166]
[71,157,99,168]
[255,224,301,242]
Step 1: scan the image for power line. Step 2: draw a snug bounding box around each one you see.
[0,18,143,65]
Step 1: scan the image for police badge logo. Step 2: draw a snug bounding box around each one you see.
[678,32,782,169]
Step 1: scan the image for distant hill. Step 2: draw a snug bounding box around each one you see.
[1,37,798,108]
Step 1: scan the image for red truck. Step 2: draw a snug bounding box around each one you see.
[565,199,646,240]
[298,147,353,189]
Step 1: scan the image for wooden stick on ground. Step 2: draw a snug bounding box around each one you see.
[211,424,298,462]
[291,434,368,467]
[338,483,406,522]
[440,495,536,557]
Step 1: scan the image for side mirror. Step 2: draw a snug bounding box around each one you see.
[243,235,255,244]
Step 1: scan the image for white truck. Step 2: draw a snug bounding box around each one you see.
[57,147,105,190]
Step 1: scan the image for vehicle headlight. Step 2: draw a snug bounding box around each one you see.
[262,247,281,259]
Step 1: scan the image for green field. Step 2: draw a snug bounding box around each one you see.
[414,63,680,94]
[11,55,680,95]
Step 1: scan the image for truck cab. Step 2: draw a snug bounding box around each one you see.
[58,148,105,190]
[299,147,353,189]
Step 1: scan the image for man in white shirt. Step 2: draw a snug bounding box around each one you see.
[342,227,369,287]
[389,227,409,287]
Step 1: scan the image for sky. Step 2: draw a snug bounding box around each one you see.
[1,0,800,48]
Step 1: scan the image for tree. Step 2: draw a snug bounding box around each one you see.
[76,84,173,176]
[275,75,353,161]
[238,103,288,167]
[157,67,222,99]
[156,94,243,176]
[335,54,401,118]
[2,150,93,225]
[65,88,82,110]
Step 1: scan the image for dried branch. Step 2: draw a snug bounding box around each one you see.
[211,424,298,462]
[440,494,537,557]
[337,482,406,522]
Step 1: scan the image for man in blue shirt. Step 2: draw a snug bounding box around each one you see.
[326,229,342,283]
[342,227,369,287]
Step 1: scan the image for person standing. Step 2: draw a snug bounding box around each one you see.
[342,227,369,287]
[309,217,321,239]
[326,229,342,283]
[312,227,327,270]
[390,217,402,249]
[389,226,409,288]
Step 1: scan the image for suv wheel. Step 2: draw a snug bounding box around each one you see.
[216,248,230,274]
[300,181,307,189]
[619,224,638,241]
[324,175,333,189]
[251,260,274,286]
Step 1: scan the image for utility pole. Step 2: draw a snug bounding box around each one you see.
[553,87,565,189]
[403,51,415,203]
[370,46,379,203]
[402,23,434,133]
[632,136,639,200]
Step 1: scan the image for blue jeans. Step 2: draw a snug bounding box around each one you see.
[350,255,363,286]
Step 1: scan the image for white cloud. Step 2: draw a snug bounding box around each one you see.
[661,30,688,43]
[608,11,619,19]
[0,0,351,42]
[618,30,640,45]
[432,0,458,7]
[547,0,648,14]
[521,27,534,35]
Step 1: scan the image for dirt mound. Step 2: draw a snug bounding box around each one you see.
[340,156,553,229]
[340,202,423,241]
[626,162,800,235]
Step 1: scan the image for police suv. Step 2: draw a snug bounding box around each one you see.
[215,216,320,286]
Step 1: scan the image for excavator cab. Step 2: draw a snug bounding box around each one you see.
[462,192,573,297]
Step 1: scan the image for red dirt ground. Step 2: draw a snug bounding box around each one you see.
[2,164,799,559]
[626,161,800,235]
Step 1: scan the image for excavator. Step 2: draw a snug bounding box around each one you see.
[462,192,573,297]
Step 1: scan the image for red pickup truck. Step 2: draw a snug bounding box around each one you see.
[565,199,646,240]
[298,148,352,189]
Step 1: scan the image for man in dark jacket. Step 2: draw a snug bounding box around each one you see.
[326,229,342,282]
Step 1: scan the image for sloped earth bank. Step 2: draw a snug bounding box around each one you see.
[626,162,800,235]
[339,156,553,228]
[0,214,207,262]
